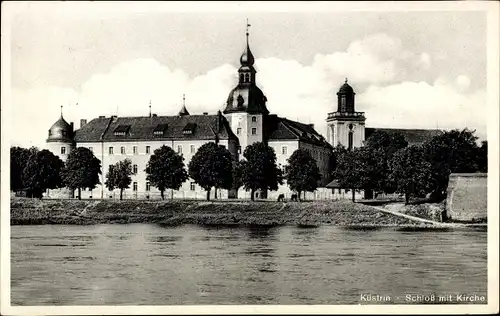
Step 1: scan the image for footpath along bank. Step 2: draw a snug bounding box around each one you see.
[9,198,484,229]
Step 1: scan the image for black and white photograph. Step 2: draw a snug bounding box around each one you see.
[1,1,498,315]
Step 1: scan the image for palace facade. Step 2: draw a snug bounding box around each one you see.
[46,29,441,200]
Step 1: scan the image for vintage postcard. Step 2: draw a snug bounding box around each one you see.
[1,1,499,315]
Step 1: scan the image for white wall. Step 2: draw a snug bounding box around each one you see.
[226,112,263,151]
[73,138,229,199]
[46,141,74,162]
[328,120,365,148]
[268,140,299,170]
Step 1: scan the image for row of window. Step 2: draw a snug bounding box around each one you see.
[59,145,199,156]
[106,145,197,155]
[124,181,197,192]
[236,127,258,136]
[63,144,323,159]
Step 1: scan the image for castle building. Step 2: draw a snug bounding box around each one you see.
[46,29,334,200]
[46,26,443,200]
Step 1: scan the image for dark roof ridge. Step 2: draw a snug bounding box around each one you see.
[278,118,301,139]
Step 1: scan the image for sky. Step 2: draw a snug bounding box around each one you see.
[4,2,490,148]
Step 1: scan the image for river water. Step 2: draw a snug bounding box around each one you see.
[11,224,487,305]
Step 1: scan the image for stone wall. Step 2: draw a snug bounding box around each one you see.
[445,173,487,222]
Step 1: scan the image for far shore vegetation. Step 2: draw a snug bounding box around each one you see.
[11,128,487,204]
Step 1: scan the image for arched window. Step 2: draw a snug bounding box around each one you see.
[245,73,250,82]
[348,131,353,151]
[340,96,347,112]
[240,74,244,82]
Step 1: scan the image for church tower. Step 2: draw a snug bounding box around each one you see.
[223,21,269,151]
[326,79,366,150]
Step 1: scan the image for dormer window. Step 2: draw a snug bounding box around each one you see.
[153,123,168,136]
[113,125,130,136]
[183,123,196,135]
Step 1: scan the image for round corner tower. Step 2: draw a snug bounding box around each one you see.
[46,111,75,162]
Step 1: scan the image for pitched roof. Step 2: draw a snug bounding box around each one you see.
[365,127,443,146]
[326,179,342,188]
[74,114,236,143]
[264,115,332,149]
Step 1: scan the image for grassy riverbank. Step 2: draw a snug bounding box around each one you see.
[10,198,441,228]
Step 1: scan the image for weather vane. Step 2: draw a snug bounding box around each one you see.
[246,19,251,37]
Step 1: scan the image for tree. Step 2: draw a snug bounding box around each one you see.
[232,159,247,192]
[364,131,408,195]
[333,148,363,202]
[424,128,481,200]
[389,145,433,204]
[364,130,408,156]
[105,159,133,200]
[61,147,101,200]
[10,146,37,193]
[477,140,488,173]
[333,147,385,202]
[22,149,64,198]
[240,142,283,201]
[285,148,321,201]
[329,144,347,181]
[146,145,188,200]
[188,142,233,200]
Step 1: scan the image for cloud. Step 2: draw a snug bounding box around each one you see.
[357,80,487,140]
[455,75,471,92]
[9,33,487,149]
[312,33,414,85]
[419,53,431,69]
[11,86,79,148]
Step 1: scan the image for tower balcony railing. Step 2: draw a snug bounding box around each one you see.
[327,111,365,120]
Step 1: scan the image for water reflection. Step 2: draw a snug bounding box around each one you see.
[11,224,487,305]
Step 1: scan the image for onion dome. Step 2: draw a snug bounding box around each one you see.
[47,114,73,142]
[240,43,255,67]
[225,85,269,115]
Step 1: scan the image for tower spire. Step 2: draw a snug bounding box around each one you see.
[60,105,63,117]
[239,19,256,85]
[149,100,152,117]
[178,94,190,116]
[246,18,251,45]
